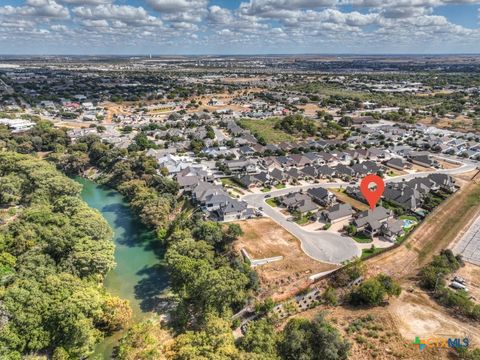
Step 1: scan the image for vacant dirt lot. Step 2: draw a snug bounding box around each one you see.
[411,163,435,173]
[234,218,337,301]
[390,289,480,347]
[436,159,461,170]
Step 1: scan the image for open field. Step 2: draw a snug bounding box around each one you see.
[238,118,295,143]
[418,115,476,133]
[331,188,369,211]
[233,218,337,300]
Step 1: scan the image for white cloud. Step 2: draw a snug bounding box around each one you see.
[73,4,163,27]
[0,0,69,19]
[61,0,111,4]
[147,0,207,13]
[1,0,480,54]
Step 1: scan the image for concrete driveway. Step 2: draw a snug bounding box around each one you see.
[242,157,477,264]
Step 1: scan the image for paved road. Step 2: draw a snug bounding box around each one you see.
[242,157,477,264]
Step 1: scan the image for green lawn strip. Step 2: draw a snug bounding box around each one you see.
[399,215,418,221]
[295,215,311,225]
[238,118,295,143]
[221,177,246,190]
[361,247,383,259]
[275,184,286,189]
[353,233,373,243]
[266,198,278,208]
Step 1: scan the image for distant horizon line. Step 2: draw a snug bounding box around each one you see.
[1,53,480,58]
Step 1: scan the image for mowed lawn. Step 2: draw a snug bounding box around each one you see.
[238,118,295,143]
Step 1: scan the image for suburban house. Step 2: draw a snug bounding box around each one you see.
[318,203,354,223]
[307,187,336,207]
[380,219,405,241]
[192,182,227,208]
[176,175,201,193]
[191,182,252,221]
[408,154,439,168]
[234,174,261,189]
[334,164,356,179]
[225,159,257,174]
[214,198,255,222]
[428,173,457,193]
[270,168,287,183]
[385,157,411,170]
[279,192,318,214]
[351,160,384,177]
[353,206,394,237]
[383,184,422,211]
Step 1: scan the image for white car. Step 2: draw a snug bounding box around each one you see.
[450,281,469,292]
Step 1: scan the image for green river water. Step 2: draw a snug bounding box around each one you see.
[75,177,169,359]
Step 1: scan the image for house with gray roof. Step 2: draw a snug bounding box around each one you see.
[214,198,254,222]
[225,159,257,173]
[279,192,318,214]
[408,154,439,168]
[385,157,411,171]
[381,219,405,241]
[353,206,393,237]
[176,175,201,193]
[318,203,354,223]
[234,174,261,189]
[307,187,336,207]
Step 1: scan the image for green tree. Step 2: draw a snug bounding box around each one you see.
[172,315,239,360]
[240,319,278,359]
[278,315,349,360]
[116,320,172,360]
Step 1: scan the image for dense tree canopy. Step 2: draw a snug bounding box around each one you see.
[0,153,130,358]
[278,315,350,360]
[349,274,401,306]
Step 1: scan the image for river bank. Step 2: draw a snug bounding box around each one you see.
[75,177,170,358]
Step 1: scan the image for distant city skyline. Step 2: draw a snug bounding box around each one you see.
[1,0,480,55]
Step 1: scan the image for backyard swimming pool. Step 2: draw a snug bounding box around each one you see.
[403,219,416,228]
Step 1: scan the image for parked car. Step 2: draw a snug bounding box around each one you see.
[265,194,271,198]
[450,281,469,292]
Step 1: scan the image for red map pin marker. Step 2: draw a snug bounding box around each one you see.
[360,174,385,210]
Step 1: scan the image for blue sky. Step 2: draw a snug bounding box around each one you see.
[0,0,480,55]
